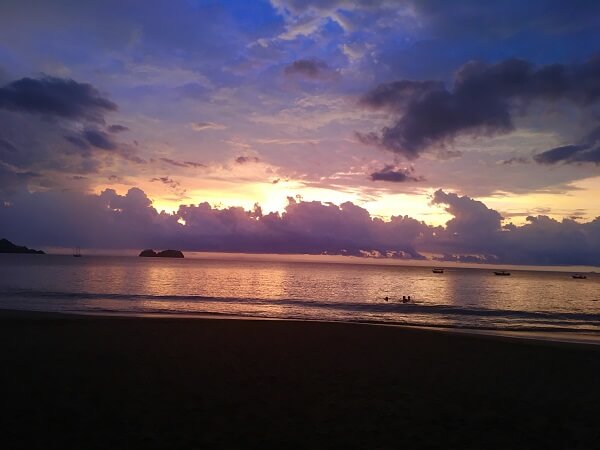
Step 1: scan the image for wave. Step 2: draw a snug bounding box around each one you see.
[6,288,600,325]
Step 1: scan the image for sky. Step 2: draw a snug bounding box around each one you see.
[0,0,599,265]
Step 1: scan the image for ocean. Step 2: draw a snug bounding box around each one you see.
[1,254,599,332]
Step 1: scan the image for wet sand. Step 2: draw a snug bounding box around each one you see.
[2,310,600,449]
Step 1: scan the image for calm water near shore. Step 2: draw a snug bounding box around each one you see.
[1,254,599,332]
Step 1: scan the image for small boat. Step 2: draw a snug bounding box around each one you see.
[432,268,444,274]
[572,274,587,279]
[73,247,82,258]
[494,271,510,276]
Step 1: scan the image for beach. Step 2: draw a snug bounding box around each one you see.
[2,310,600,449]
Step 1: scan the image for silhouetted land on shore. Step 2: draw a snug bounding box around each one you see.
[139,249,184,258]
[1,310,599,449]
[0,238,44,254]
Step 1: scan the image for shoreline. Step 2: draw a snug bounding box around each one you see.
[3,307,600,347]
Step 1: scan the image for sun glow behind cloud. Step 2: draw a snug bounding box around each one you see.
[141,179,455,227]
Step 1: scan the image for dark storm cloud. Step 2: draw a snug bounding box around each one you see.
[534,145,588,164]
[0,75,143,190]
[0,76,116,123]
[2,187,599,265]
[370,165,423,182]
[284,59,332,79]
[534,126,600,165]
[62,128,144,165]
[359,57,600,159]
[535,145,600,165]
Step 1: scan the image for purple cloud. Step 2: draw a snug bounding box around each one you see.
[359,57,600,159]
[1,187,598,266]
[0,76,116,123]
[370,165,423,182]
[534,126,600,165]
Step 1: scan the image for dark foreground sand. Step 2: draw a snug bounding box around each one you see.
[2,310,600,449]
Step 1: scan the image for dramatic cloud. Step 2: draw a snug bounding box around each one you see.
[61,128,143,165]
[0,76,116,122]
[370,165,423,182]
[1,187,598,266]
[0,75,143,191]
[430,189,503,254]
[0,187,428,258]
[534,126,600,165]
[272,0,600,42]
[359,57,600,159]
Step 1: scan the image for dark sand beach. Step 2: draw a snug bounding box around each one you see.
[2,310,600,449]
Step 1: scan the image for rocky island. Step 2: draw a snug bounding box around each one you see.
[139,249,184,258]
[0,238,45,254]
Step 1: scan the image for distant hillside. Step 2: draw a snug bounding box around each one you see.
[0,239,45,254]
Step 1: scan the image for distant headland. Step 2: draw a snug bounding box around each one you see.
[0,238,45,254]
[139,249,184,258]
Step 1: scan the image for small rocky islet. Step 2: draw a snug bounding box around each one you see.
[139,249,184,258]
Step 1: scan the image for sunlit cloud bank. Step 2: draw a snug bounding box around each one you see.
[1,187,598,266]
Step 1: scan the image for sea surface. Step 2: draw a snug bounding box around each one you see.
[1,254,599,333]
